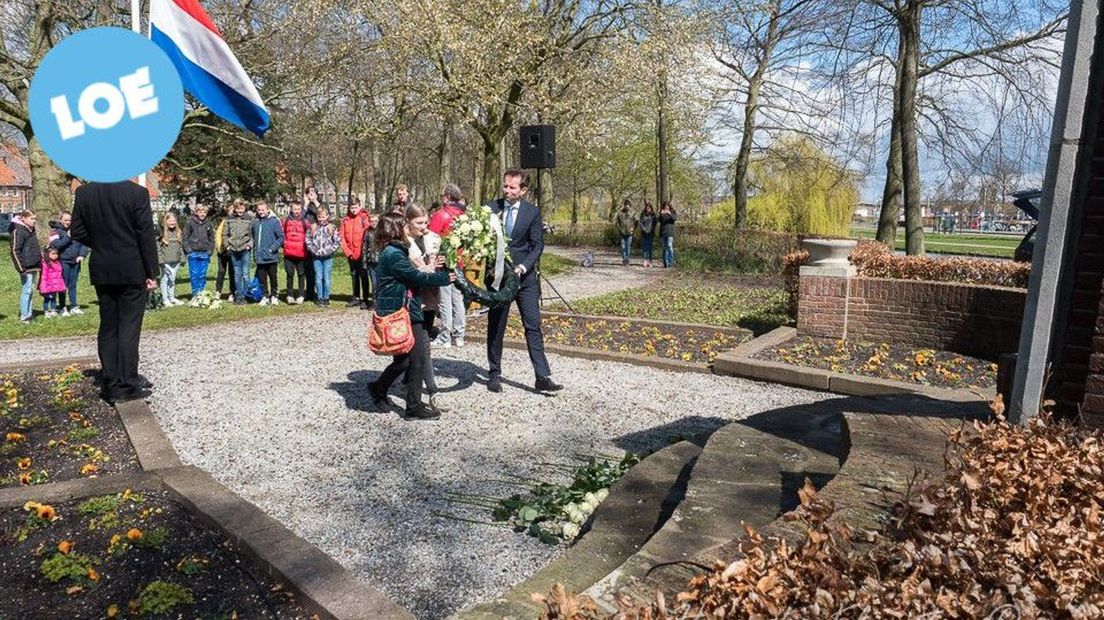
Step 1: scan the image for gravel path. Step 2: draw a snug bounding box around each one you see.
[135,314,831,618]
[542,246,662,302]
[1,258,832,617]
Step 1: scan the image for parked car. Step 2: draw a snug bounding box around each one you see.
[1011,189,1041,263]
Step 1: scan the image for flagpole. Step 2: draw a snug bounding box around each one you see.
[132,0,147,189]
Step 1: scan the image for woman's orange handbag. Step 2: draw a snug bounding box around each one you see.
[368,293,416,355]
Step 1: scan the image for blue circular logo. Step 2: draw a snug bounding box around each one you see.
[29,27,184,182]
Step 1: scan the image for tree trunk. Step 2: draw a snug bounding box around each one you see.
[27,137,71,220]
[372,143,385,211]
[732,75,763,232]
[571,172,579,232]
[876,37,907,245]
[438,118,452,192]
[537,168,552,215]
[899,2,924,255]
[656,78,671,206]
[346,140,359,206]
[480,135,501,203]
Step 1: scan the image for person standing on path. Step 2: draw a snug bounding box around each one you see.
[70,181,158,404]
[182,204,215,296]
[251,201,284,306]
[615,199,635,266]
[50,211,89,315]
[158,212,186,306]
[485,169,563,394]
[305,206,340,306]
[10,210,41,323]
[659,201,677,268]
[638,201,657,268]
[427,183,468,348]
[404,204,447,415]
[213,207,236,301]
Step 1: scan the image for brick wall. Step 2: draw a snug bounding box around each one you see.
[1052,111,1104,424]
[798,275,1027,361]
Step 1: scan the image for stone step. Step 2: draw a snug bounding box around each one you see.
[457,438,704,620]
[585,409,842,611]
[608,405,973,611]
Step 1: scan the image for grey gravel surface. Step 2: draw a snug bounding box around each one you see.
[136,314,832,618]
[2,258,833,618]
[542,246,661,302]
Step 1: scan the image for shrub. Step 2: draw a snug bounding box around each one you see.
[850,241,1030,288]
[40,552,99,584]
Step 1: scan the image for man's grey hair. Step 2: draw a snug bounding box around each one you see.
[441,183,464,202]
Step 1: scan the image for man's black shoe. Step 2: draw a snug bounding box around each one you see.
[487,376,502,393]
[347,298,361,308]
[103,387,151,405]
[535,377,563,393]
[406,405,440,420]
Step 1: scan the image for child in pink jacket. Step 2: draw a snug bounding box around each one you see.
[39,246,67,318]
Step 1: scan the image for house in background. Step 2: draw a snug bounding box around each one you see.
[0,143,31,214]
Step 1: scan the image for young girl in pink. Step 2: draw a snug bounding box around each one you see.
[39,246,67,318]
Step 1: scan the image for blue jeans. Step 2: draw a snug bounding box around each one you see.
[187,251,211,295]
[662,236,675,268]
[19,273,34,319]
[230,251,251,300]
[641,234,654,261]
[62,262,81,309]
[313,256,333,300]
[161,262,180,302]
[43,294,58,312]
[620,235,633,264]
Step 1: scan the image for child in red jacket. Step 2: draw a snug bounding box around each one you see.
[282,203,311,304]
[39,246,67,318]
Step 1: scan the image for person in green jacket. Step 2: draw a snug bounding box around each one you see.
[368,212,454,420]
[615,199,636,266]
[157,212,185,306]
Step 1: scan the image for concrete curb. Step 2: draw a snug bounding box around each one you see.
[464,333,712,375]
[459,440,703,620]
[114,399,183,471]
[713,329,987,402]
[0,471,161,509]
[0,355,99,373]
[0,359,415,620]
[161,466,415,620]
[539,310,753,338]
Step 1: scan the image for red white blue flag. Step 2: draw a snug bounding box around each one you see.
[150,0,271,137]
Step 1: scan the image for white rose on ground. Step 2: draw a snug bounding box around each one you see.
[562,522,581,540]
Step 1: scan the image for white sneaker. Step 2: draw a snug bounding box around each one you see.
[432,338,452,349]
[270,296,280,306]
[296,296,304,304]
[60,308,70,317]
[45,310,57,318]
[453,338,465,348]
[259,297,270,306]
[286,295,295,305]
[70,306,84,315]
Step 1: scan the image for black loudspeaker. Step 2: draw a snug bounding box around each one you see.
[520,124,556,169]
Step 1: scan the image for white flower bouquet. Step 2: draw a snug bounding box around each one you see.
[441,205,507,269]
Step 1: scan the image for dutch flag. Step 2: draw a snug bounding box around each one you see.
[150,0,271,137]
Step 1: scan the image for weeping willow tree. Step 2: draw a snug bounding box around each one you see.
[709,136,859,236]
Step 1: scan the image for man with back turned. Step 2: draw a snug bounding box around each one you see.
[71,181,159,404]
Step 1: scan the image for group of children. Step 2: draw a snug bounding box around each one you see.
[8,210,88,323]
[157,187,385,309]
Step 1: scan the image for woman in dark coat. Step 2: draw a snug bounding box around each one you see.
[368,212,454,419]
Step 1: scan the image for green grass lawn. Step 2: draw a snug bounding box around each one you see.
[850,228,1021,259]
[552,275,790,335]
[1,249,574,341]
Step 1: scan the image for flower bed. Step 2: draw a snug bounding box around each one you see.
[469,313,750,364]
[756,336,997,390]
[0,489,308,618]
[1,366,139,488]
[551,275,788,335]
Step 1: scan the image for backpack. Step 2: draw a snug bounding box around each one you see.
[246,275,265,302]
[582,252,595,268]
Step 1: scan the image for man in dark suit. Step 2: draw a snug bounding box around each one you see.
[70,181,159,403]
[486,169,563,393]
